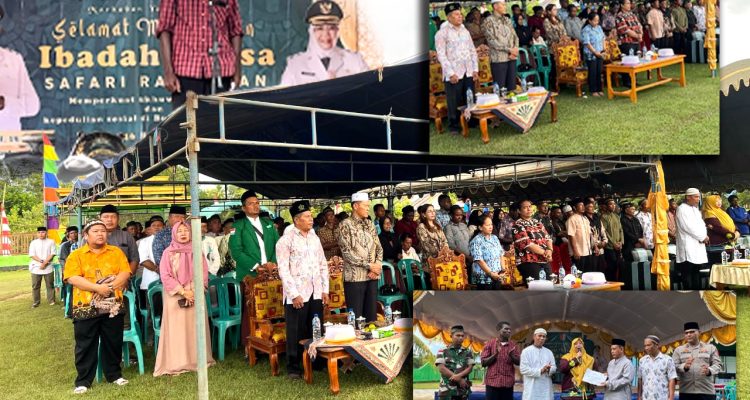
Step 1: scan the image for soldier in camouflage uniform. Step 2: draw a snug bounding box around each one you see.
[435,325,475,400]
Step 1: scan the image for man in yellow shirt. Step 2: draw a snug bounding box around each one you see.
[63,220,132,394]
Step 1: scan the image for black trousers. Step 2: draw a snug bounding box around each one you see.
[673,31,686,54]
[444,76,475,131]
[618,43,640,86]
[486,385,514,400]
[519,262,550,284]
[603,249,621,282]
[284,295,323,375]
[679,394,715,400]
[344,280,378,323]
[476,280,503,290]
[575,254,594,272]
[172,76,232,109]
[652,37,668,49]
[586,58,603,93]
[677,261,704,290]
[491,61,517,91]
[73,314,124,388]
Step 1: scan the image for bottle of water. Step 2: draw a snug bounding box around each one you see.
[571,263,578,277]
[559,266,566,278]
[734,247,742,261]
[384,305,393,325]
[312,314,322,341]
[745,249,750,259]
[651,44,657,52]
[501,87,508,99]
[629,48,634,56]
[721,251,729,265]
[493,83,500,97]
[466,88,474,108]
[539,269,547,281]
[642,46,648,58]
[521,79,527,92]
[347,308,356,328]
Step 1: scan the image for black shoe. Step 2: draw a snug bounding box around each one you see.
[32,303,40,308]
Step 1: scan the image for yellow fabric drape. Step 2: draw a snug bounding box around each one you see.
[338,0,358,51]
[701,291,737,324]
[555,321,576,331]
[578,323,597,335]
[712,325,737,346]
[705,0,717,74]
[702,195,736,233]
[471,340,485,353]
[512,328,531,342]
[561,338,594,388]
[598,331,613,345]
[414,319,486,350]
[648,160,671,290]
[416,320,442,339]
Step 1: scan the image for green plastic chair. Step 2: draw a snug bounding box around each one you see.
[377,261,411,317]
[397,259,427,291]
[516,47,541,88]
[52,263,63,290]
[96,290,144,381]
[121,290,145,374]
[206,277,242,361]
[530,44,553,90]
[147,281,163,354]
[131,276,151,342]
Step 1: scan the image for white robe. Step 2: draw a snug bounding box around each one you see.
[604,356,634,400]
[520,345,556,400]
[675,203,708,264]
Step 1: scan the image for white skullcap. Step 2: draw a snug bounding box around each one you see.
[351,192,369,202]
[534,328,547,335]
[561,205,573,213]
[685,188,700,196]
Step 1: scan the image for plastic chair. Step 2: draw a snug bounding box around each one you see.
[377,261,411,317]
[206,277,242,361]
[530,44,552,89]
[516,47,541,87]
[121,290,145,374]
[397,259,427,292]
[132,276,150,342]
[147,282,163,354]
[96,291,144,381]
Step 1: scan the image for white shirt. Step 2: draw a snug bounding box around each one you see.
[280,46,369,86]
[0,47,40,131]
[520,345,556,400]
[28,238,56,275]
[138,235,159,290]
[202,235,221,275]
[247,216,268,264]
[675,203,708,264]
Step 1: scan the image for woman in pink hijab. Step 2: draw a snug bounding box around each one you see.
[154,221,215,376]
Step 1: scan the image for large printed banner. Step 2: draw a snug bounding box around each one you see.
[0,0,422,162]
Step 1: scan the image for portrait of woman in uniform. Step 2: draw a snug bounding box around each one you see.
[280,0,369,86]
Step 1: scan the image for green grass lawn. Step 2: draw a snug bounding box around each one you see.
[430,63,719,155]
[737,296,749,399]
[0,255,30,269]
[0,270,411,399]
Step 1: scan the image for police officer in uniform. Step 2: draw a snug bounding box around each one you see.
[435,325,475,400]
[672,322,723,400]
[280,0,369,86]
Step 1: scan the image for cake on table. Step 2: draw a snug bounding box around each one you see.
[528,280,555,290]
[324,324,356,344]
[582,272,607,285]
[476,93,501,108]
[658,48,675,57]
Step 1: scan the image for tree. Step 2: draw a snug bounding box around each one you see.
[2,173,47,233]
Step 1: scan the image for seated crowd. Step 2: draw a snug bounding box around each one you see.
[431,0,713,133]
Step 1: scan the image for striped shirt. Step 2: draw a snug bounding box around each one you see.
[156,0,243,79]
[616,10,643,44]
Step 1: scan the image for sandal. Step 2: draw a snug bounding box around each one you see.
[73,386,88,394]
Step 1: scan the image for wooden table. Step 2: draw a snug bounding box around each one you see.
[605,55,686,104]
[459,92,558,144]
[302,344,353,395]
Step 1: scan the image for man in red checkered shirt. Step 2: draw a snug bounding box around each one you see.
[479,321,520,400]
[615,0,643,87]
[157,0,243,108]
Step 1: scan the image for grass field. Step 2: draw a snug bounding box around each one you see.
[737,296,749,398]
[0,255,30,269]
[429,63,719,155]
[0,270,410,399]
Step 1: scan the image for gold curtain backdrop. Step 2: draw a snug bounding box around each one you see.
[701,290,737,324]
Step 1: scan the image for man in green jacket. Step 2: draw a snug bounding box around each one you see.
[230,190,280,348]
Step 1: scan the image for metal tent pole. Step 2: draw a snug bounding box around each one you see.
[184,91,210,400]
